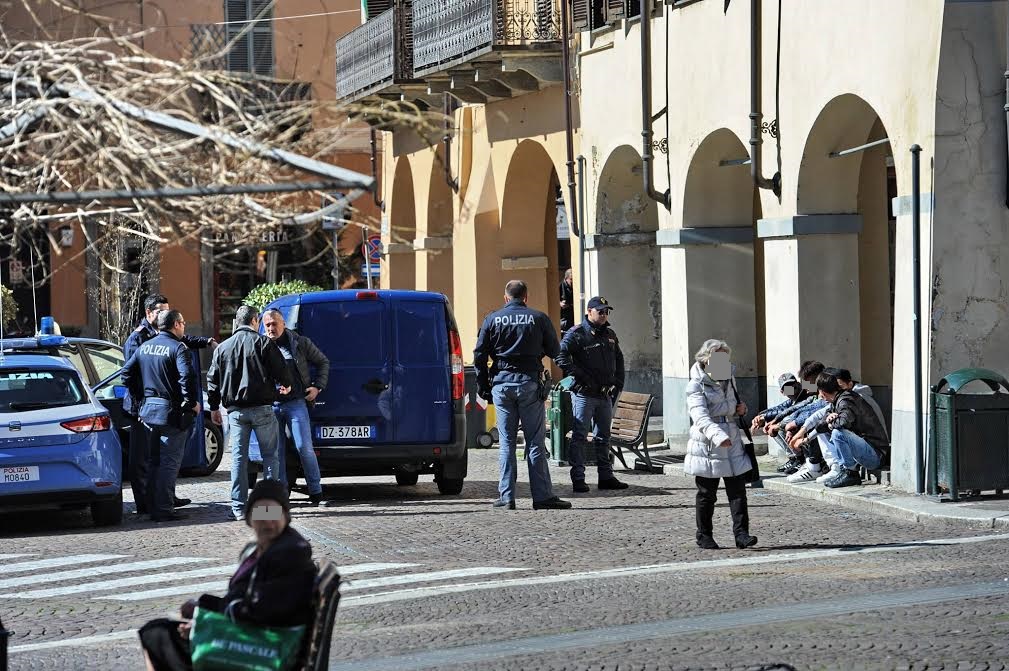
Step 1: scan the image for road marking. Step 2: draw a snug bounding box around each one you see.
[13,532,1009,653]
[343,567,527,591]
[10,630,138,653]
[95,565,519,602]
[0,565,236,599]
[327,580,1009,671]
[339,562,420,575]
[341,532,1009,609]
[0,557,212,590]
[97,579,230,601]
[0,554,127,575]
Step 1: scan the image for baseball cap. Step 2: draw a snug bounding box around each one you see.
[587,296,614,311]
[777,372,798,389]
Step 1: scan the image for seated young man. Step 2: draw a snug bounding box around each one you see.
[767,361,827,475]
[790,366,889,484]
[751,372,808,457]
[812,370,890,488]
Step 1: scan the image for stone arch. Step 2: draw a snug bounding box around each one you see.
[593,144,662,401]
[500,139,565,330]
[797,94,895,425]
[682,128,754,228]
[385,155,416,290]
[416,147,454,302]
[663,128,761,431]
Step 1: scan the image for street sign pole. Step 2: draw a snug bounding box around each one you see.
[364,228,372,290]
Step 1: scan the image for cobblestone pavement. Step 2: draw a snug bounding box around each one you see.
[5,449,1009,670]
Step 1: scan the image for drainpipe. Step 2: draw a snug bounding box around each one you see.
[443,93,459,193]
[749,0,781,196]
[911,145,924,495]
[561,0,581,235]
[641,0,671,209]
[1004,9,1009,208]
[577,154,587,316]
[369,127,384,210]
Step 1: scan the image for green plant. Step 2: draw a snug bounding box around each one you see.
[244,279,326,310]
[0,284,17,327]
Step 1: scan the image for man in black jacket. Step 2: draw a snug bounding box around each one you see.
[473,280,570,511]
[556,296,628,493]
[814,370,890,488]
[262,308,330,506]
[122,293,215,513]
[207,305,293,520]
[122,310,200,522]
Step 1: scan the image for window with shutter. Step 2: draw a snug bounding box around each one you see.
[366,0,394,19]
[605,0,624,23]
[572,0,590,31]
[224,0,274,76]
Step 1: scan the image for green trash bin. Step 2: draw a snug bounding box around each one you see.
[929,367,1009,501]
[548,376,576,464]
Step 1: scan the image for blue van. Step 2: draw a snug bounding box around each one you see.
[258,290,467,494]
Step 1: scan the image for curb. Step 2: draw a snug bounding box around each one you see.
[661,463,1009,531]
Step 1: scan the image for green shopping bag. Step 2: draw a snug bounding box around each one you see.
[190,606,306,671]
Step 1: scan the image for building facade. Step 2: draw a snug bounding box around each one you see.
[4,0,379,341]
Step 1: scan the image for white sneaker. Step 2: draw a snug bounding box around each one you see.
[816,465,842,484]
[786,462,822,482]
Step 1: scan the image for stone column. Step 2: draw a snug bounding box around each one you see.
[656,226,758,437]
[382,243,416,290]
[414,236,454,304]
[757,214,863,409]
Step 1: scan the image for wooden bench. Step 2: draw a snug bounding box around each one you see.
[609,391,657,472]
[297,560,342,671]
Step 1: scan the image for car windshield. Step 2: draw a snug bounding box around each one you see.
[0,369,87,413]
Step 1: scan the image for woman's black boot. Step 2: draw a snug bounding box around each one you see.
[696,533,719,550]
[735,534,758,549]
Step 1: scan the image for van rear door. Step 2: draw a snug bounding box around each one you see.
[391,296,452,444]
[298,296,393,444]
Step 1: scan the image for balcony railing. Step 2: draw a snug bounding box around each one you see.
[335,4,414,102]
[413,0,561,76]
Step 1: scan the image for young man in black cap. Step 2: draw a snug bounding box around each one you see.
[556,296,628,493]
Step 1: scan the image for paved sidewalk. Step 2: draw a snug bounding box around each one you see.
[657,434,1009,530]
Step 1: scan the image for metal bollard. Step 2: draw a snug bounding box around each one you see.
[548,378,575,464]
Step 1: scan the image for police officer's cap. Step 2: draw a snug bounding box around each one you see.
[587,296,614,311]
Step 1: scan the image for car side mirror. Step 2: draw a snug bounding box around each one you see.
[112,385,127,399]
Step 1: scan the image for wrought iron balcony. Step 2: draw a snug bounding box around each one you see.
[335,4,415,103]
[412,0,561,77]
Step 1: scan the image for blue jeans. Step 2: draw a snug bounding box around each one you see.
[569,394,614,482]
[144,423,187,518]
[830,428,882,471]
[229,405,280,518]
[493,380,555,503]
[274,399,322,495]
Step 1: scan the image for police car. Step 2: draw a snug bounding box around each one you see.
[0,335,123,526]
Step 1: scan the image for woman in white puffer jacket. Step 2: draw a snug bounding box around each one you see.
[684,339,758,550]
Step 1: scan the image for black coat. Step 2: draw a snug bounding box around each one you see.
[121,332,199,430]
[121,319,212,417]
[473,300,560,388]
[226,526,317,627]
[556,318,625,398]
[206,327,292,410]
[816,390,890,457]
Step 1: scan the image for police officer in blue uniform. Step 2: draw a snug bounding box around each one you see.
[123,293,214,514]
[474,280,571,511]
[122,309,200,522]
[556,296,628,493]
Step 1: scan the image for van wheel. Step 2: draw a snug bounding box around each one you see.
[437,478,464,495]
[91,492,124,527]
[395,472,419,486]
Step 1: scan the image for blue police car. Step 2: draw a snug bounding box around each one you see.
[0,336,123,526]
